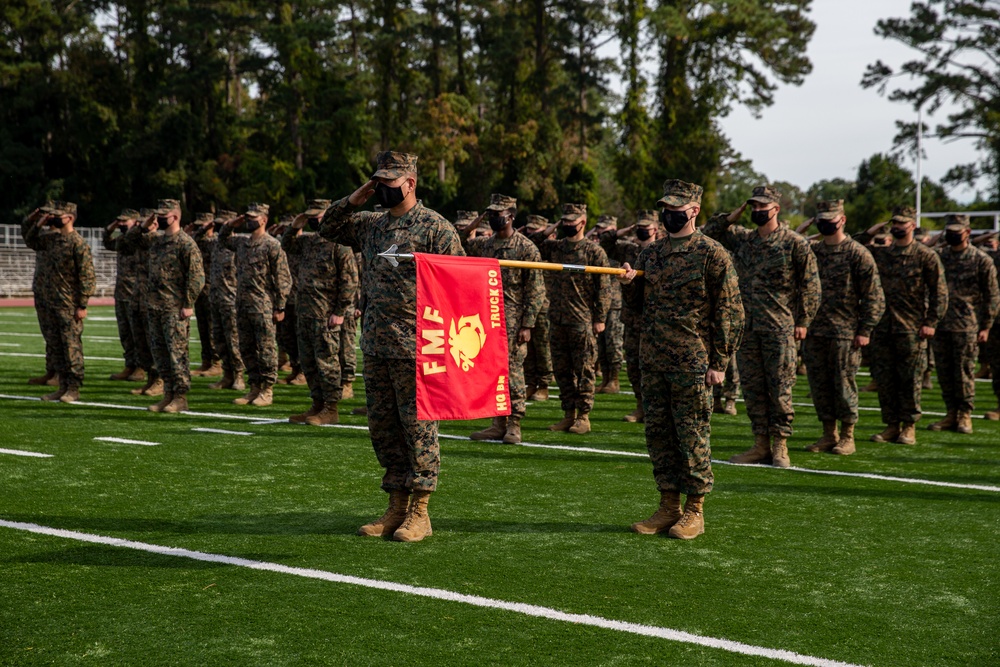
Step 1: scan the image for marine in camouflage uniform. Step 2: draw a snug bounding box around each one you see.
[622,179,745,540]
[123,208,161,396]
[534,203,612,435]
[22,201,96,402]
[339,250,362,398]
[123,199,205,412]
[802,200,885,455]
[599,209,660,422]
[274,214,304,385]
[521,214,555,400]
[591,215,625,394]
[460,194,545,444]
[191,212,220,376]
[320,150,465,542]
[983,242,1000,420]
[196,210,245,391]
[219,203,292,407]
[283,199,359,426]
[102,208,143,381]
[703,185,821,468]
[929,214,1000,433]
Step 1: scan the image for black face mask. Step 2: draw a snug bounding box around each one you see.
[307,217,321,232]
[816,220,840,236]
[889,226,910,240]
[213,221,224,232]
[375,182,406,209]
[245,217,262,232]
[488,211,511,232]
[750,209,773,226]
[945,230,965,246]
[636,226,653,241]
[660,209,690,234]
[156,215,170,227]
[558,223,580,239]
[47,216,66,229]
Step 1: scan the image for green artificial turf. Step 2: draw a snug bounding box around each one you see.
[0,306,997,666]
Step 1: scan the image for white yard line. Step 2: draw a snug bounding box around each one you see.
[0,448,52,458]
[0,342,21,346]
[1,393,997,493]
[0,331,201,344]
[93,437,160,446]
[0,519,865,667]
[191,427,254,436]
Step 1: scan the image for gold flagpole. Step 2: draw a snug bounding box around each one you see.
[378,244,644,276]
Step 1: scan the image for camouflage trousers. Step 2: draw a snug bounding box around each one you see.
[624,325,643,405]
[339,312,358,382]
[804,336,862,424]
[147,308,191,395]
[114,296,138,368]
[551,322,598,415]
[642,372,714,496]
[738,327,797,437]
[37,305,84,387]
[524,308,554,388]
[598,308,624,377]
[238,309,279,386]
[128,299,155,374]
[277,303,299,366]
[869,331,926,424]
[297,315,342,403]
[364,354,440,493]
[194,290,217,366]
[933,331,979,413]
[988,319,1000,402]
[506,324,529,419]
[210,298,243,376]
[712,353,740,401]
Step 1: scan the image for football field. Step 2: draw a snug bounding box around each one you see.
[0,306,997,666]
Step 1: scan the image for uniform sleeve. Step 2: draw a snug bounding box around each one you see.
[622,246,650,315]
[854,248,886,338]
[923,251,949,329]
[519,242,544,329]
[319,196,380,252]
[431,221,466,257]
[462,235,487,257]
[281,226,302,255]
[793,239,821,329]
[701,213,748,253]
[22,218,45,251]
[334,244,359,318]
[707,248,745,373]
[978,256,1000,331]
[537,238,558,262]
[218,224,237,251]
[590,245,611,324]
[121,223,151,253]
[598,230,625,263]
[183,241,205,310]
[75,240,96,309]
[101,226,118,252]
[272,245,292,311]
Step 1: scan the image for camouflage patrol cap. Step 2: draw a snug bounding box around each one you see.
[215,209,238,223]
[454,210,479,228]
[816,199,845,221]
[156,199,181,215]
[486,193,517,211]
[560,203,587,221]
[526,215,549,230]
[636,210,658,226]
[245,202,270,219]
[279,214,297,225]
[596,215,618,228]
[372,151,418,180]
[890,206,917,224]
[747,185,782,206]
[658,180,703,207]
[304,199,331,216]
[42,200,78,216]
[139,207,155,219]
[945,214,970,231]
[195,212,215,225]
[116,208,139,221]
[913,226,929,239]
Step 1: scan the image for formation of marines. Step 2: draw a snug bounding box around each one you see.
[23,149,1000,543]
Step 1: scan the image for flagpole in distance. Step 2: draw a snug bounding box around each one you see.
[378,244,644,276]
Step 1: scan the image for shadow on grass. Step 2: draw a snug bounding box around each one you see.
[444,447,647,465]
[724,481,1000,503]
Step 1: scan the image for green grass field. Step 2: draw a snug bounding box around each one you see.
[1,306,997,666]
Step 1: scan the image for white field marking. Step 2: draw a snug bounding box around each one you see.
[0,352,204,366]
[0,312,29,316]
[83,316,119,322]
[0,448,52,458]
[245,419,288,426]
[790,401,948,418]
[191,427,254,436]
[1,393,996,494]
[0,331,202,344]
[94,437,160,446]
[0,342,21,346]
[0,520,865,667]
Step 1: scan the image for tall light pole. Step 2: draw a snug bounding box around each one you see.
[916,103,922,226]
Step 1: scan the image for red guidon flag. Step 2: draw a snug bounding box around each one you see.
[414,252,511,421]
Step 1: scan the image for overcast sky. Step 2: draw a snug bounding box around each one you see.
[716,0,984,204]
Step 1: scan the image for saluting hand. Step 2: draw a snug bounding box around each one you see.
[727,202,748,224]
[349,180,376,206]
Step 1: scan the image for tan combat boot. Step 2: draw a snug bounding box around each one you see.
[630,490,682,534]
[533,386,549,401]
[831,422,856,455]
[131,374,155,395]
[283,368,307,386]
[28,371,55,386]
[549,410,576,432]
[861,379,878,392]
[127,368,146,382]
[525,385,537,401]
[729,434,771,464]
[771,437,791,468]
[231,373,246,391]
[162,394,188,413]
[599,367,620,394]
[668,494,705,540]
[623,399,645,423]
[568,413,591,434]
[341,382,354,400]
[975,365,991,379]
[897,422,917,445]
[471,417,507,440]
[724,399,737,415]
[290,398,323,424]
[250,384,274,407]
[351,406,368,416]
[109,367,135,381]
[41,387,67,402]
[305,402,339,426]
[393,490,433,542]
[142,377,165,397]
[928,411,957,431]
[984,402,1000,421]
[59,386,80,403]
[358,490,410,537]
[956,411,973,434]
[503,416,522,444]
[278,350,290,371]
[209,370,234,390]
[712,396,725,414]
[871,423,901,443]
[805,421,839,452]
[192,360,213,376]
[149,392,174,413]
[233,384,260,406]
[201,361,223,378]
[46,373,61,387]
[922,370,933,390]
